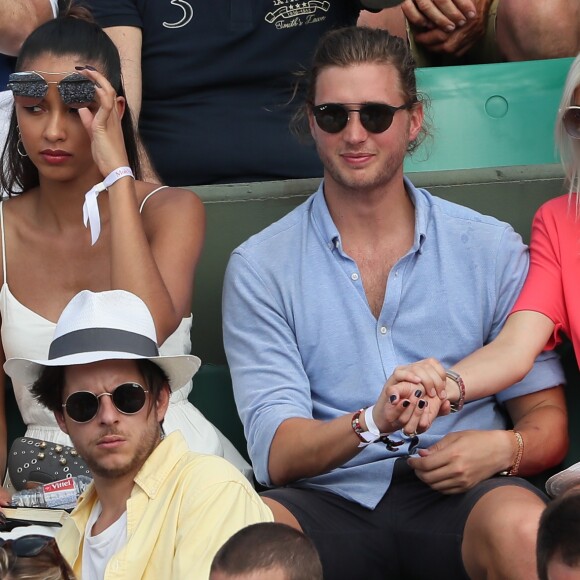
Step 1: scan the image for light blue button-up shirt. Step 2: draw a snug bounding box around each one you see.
[223,178,564,509]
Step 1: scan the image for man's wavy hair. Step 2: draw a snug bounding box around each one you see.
[290,26,430,154]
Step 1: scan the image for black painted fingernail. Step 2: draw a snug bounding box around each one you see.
[389,394,397,403]
[402,400,410,408]
[418,400,426,409]
[85,65,97,71]
[414,389,422,398]
[75,66,86,70]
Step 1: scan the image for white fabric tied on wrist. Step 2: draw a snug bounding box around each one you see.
[83,166,134,245]
[364,405,382,438]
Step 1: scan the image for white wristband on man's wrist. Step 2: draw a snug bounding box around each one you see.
[364,405,382,439]
[83,166,134,245]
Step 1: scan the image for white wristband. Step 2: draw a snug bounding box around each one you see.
[83,167,134,245]
[364,405,382,438]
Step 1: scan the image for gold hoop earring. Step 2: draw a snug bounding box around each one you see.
[16,137,28,158]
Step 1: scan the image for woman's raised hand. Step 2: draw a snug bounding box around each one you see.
[75,66,130,178]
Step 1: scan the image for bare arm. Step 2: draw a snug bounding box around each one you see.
[505,385,568,477]
[408,386,568,493]
[269,361,447,485]
[445,310,555,404]
[103,25,160,183]
[0,0,55,55]
[78,68,204,343]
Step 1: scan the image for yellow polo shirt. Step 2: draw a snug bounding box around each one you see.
[57,432,273,579]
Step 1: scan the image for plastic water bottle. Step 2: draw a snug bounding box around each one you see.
[10,475,92,509]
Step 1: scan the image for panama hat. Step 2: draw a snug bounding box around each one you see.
[4,290,201,391]
[545,462,580,497]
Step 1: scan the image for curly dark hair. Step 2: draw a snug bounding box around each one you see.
[31,359,169,416]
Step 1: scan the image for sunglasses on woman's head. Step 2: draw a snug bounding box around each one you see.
[63,382,149,423]
[563,106,580,139]
[0,535,73,580]
[7,70,96,108]
[311,102,413,134]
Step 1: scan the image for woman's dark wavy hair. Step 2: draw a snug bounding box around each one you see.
[0,3,142,195]
[290,26,431,155]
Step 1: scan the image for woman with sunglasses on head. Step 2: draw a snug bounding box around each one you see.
[0,535,75,579]
[0,4,251,502]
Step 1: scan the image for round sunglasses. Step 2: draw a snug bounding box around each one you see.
[62,382,149,423]
[311,102,413,134]
[563,105,580,139]
[7,70,96,109]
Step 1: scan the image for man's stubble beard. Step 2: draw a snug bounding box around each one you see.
[86,421,161,480]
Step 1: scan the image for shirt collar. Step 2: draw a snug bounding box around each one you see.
[133,431,189,499]
[311,177,429,254]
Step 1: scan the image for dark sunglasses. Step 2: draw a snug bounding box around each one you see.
[563,106,580,139]
[7,70,96,109]
[63,382,149,423]
[311,102,412,134]
[0,535,73,579]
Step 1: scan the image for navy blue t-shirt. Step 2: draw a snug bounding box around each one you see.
[91,1,364,185]
[0,55,16,91]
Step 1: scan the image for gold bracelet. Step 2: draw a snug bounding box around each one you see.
[508,431,524,476]
[499,430,524,476]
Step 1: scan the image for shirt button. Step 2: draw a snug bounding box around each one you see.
[351,273,359,281]
[380,326,387,335]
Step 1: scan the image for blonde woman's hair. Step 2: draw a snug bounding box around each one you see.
[555,53,580,213]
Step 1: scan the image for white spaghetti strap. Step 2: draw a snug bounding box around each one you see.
[0,201,7,284]
[139,185,169,214]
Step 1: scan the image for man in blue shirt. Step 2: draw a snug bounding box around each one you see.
[223,27,568,579]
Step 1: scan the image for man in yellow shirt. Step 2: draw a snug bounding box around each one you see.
[5,289,272,580]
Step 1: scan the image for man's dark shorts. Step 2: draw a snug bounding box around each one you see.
[262,459,546,580]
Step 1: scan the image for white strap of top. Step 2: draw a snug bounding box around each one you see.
[0,201,6,284]
[139,186,168,214]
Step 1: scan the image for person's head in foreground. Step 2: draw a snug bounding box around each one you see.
[210,523,323,580]
[6,289,199,483]
[0,535,76,580]
[537,486,580,580]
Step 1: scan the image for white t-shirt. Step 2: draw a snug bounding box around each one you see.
[82,501,127,580]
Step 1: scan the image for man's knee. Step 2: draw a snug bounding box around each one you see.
[497,0,580,60]
[462,486,546,579]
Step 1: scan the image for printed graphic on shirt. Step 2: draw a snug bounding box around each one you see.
[265,0,330,28]
[163,0,194,29]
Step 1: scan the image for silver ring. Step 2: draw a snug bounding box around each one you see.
[401,429,418,438]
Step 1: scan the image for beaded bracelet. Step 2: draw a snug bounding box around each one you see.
[351,409,367,444]
[446,370,465,413]
[351,408,383,448]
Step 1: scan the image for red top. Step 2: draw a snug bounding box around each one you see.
[512,194,580,354]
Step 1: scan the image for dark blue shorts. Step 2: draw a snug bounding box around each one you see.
[262,459,547,580]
